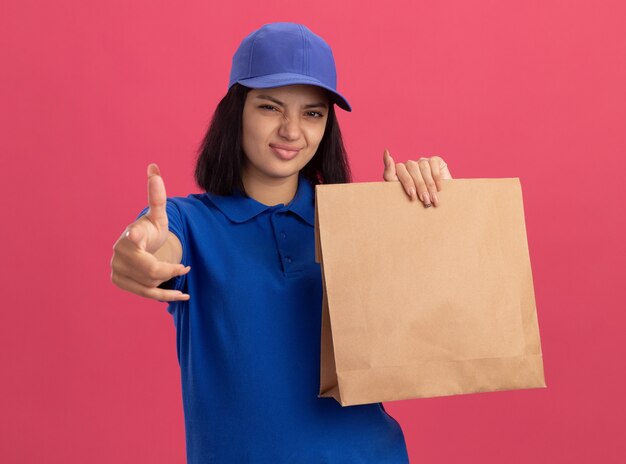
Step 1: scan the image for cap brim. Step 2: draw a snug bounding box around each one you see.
[236,73,352,112]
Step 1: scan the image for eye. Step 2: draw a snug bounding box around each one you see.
[306,111,324,118]
[259,104,278,111]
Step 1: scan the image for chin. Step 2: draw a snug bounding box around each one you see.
[245,152,311,180]
[254,162,301,180]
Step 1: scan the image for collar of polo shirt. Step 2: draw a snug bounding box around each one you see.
[206,171,316,226]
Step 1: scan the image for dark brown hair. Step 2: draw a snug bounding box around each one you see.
[193,83,352,196]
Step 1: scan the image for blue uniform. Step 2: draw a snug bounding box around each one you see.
[136,171,409,463]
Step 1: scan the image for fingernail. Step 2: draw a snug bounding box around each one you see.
[409,188,416,201]
[431,192,439,207]
[422,192,431,205]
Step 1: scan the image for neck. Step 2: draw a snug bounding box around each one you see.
[241,167,299,207]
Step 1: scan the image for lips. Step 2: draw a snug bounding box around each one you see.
[270,145,301,161]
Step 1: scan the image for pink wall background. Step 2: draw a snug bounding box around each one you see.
[2,1,625,462]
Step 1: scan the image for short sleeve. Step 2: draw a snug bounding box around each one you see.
[134,198,188,293]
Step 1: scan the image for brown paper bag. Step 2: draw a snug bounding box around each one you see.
[314,178,546,406]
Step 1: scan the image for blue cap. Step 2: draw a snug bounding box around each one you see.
[228,22,352,112]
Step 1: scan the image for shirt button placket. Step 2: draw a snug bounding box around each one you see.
[271,209,293,274]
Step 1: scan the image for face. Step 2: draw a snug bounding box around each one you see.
[241,84,330,184]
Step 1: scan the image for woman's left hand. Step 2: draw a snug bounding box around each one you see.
[382,148,453,208]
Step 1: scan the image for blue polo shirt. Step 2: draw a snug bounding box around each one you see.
[135,171,409,463]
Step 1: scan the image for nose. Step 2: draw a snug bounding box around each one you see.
[277,113,302,141]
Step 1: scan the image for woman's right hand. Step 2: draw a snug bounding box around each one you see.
[110,163,191,302]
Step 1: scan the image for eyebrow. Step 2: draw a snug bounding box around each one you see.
[255,95,328,109]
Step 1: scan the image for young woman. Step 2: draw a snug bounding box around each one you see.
[111,22,452,463]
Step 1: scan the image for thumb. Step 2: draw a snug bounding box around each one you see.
[382,148,398,181]
[146,163,168,231]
